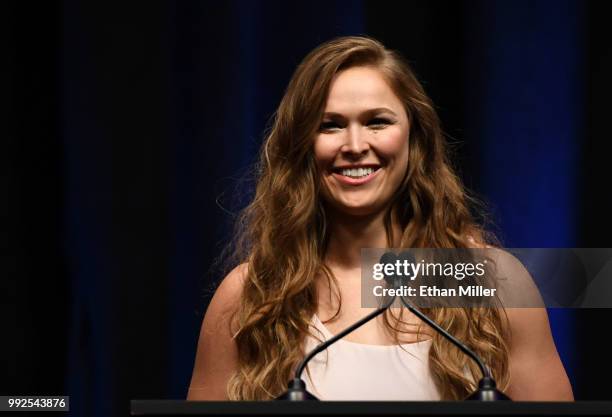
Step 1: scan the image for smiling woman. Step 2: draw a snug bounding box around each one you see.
[187,36,573,401]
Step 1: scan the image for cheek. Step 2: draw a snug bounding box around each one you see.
[313,136,338,170]
[312,138,338,201]
[377,128,409,162]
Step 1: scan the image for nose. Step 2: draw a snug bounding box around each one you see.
[340,124,370,157]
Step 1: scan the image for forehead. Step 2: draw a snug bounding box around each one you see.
[324,66,403,113]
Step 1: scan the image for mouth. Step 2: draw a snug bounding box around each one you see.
[330,164,382,185]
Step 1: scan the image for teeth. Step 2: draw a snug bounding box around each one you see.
[340,167,375,178]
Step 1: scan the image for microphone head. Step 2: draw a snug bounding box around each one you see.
[398,250,418,281]
[398,250,416,264]
[379,251,398,265]
[379,252,398,287]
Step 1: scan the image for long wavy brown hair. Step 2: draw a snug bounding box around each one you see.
[224,36,510,400]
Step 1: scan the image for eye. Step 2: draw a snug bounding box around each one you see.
[319,121,342,132]
[368,117,392,129]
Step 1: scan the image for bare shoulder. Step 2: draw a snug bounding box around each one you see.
[187,263,248,400]
[199,263,248,334]
[202,262,249,338]
[210,263,249,313]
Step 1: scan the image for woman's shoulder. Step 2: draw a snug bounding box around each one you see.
[212,263,249,308]
[198,263,249,343]
[188,263,249,400]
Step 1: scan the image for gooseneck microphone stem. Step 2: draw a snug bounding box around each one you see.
[277,251,509,400]
[276,253,400,400]
[398,295,491,379]
[295,295,396,379]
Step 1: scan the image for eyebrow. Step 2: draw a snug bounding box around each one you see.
[322,107,398,119]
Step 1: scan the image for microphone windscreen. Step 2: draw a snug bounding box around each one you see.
[378,252,398,286]
[379,251,398,265]
[398,250,416,264]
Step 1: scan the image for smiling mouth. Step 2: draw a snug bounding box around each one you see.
[330,165,382,184]
[332,165,381,178]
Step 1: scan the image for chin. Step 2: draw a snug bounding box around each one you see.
[329,200,383,217]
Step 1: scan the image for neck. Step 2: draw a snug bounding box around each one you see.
[324,205,402,270]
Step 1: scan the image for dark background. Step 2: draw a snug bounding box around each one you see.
[3,1,611,416]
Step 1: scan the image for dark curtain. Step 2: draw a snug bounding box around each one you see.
[4,1,612,415]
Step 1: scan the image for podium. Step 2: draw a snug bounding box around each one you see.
[131,400,612,416]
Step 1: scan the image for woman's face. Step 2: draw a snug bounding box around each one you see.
[314,66,410,217]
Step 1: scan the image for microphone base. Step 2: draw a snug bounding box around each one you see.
[275,378,320,401]
[465,377,511,401]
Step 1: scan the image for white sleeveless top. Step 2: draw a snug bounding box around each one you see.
[302,315,441,401]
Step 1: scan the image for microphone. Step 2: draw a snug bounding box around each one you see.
[276,250,511,401]
[396,250,511,401]
[276,252,400,400]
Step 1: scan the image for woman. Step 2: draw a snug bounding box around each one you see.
[187,36,573,401]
